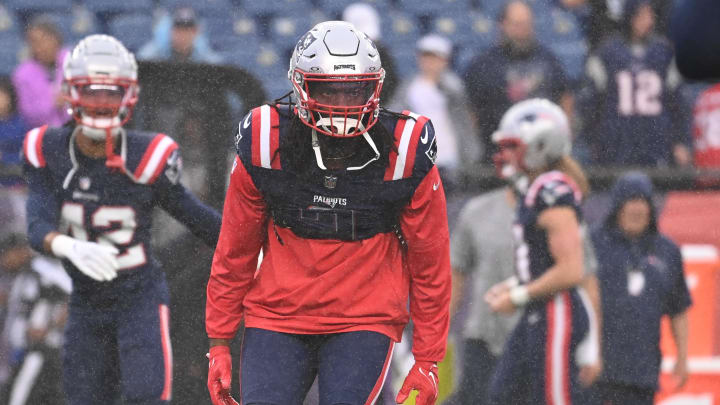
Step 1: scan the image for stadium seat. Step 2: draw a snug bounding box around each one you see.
[242,0,313,18]
[390,46,419,78]
[536,7,584,45]
[5,0,73,16]
[381,11,421,52]
[159,0,233,17]
[314,0,391,19]
[0,34,22,75]
[479,0,506,19]
[269,15,305,51]
[223,42,286,79]
[0,5,21,39]
[396,0,472,17]
[432,11,497,50]
[549,39,588,84]
[83,0,154,16]
[108,14,155,53]
[205,14,262,53]
[42,10,100,48]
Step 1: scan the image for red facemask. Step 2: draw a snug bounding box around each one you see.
[292,70,383,137]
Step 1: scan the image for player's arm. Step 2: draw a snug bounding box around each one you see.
[153,150,222,247]
[24,164,59,254]
[525,206,585,299]
[206,157,264,405]
[396,165,451,405]
[23,134,118,282]
[205,157,267,342]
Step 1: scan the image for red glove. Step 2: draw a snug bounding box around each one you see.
[396,361,439,405]
[207,345,239,405]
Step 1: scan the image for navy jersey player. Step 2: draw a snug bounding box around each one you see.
[22,35,221,405]
[484,99,600,405]
[584,0,691,166]
[205,21,451,405]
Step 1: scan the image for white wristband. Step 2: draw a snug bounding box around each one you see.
[50,234,75,258]
[509,285,530,307]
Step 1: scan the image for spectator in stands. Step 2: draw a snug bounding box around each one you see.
[691,83,720,173]
[388,34,480,192]
[582,0,691,167]
[11,16,68,129]
[0,77,27,170]
[342,2,398,100]
[464,0,573,164]
[590,171,690,405]
[138,7,223,64]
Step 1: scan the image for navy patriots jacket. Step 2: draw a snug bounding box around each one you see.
[23,124,221,302]
[592,172,691,389]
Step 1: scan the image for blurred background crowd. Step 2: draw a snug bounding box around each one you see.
[1,0,719,404]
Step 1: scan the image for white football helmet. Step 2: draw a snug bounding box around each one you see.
[288,21,384,138]
[63,34,139,141]
[491,98,571,183]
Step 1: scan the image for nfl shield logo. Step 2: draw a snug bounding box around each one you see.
[79,177,91,190]
[323,175,337,189]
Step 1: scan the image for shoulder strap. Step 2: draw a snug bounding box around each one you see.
[384,110,430,181]
[248,104,281,170]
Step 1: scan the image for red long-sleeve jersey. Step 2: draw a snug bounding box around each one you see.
[206,106,451,362]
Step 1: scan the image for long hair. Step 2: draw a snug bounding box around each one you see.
[551,155,590,197]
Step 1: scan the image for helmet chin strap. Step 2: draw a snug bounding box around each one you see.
[103,127,125,171]
[79,124,124,171]
[311,130,380,171]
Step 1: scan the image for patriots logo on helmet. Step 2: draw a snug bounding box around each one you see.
[296,32,317,55]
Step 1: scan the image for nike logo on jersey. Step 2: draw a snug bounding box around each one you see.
[420,127,428,144]
[243,113,252,129]
[433,182,440,191]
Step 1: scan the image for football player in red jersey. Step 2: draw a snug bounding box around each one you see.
[484,99,600,405]
[205,21,451,405]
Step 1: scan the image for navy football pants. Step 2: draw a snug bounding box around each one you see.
[488,290,593,405]
[63,280,172,405]
[240,328,394,405]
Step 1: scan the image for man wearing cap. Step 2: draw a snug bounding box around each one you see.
[388,34,480,196]
[138,7,222,65]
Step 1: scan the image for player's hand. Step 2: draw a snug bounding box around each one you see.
[51,235,118,281]
[207,345,239,405]
[485,288,517,314]
[396,361,439,405]
[484,280,511,303]
[579,360,602,387]
[672,358,689,390]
